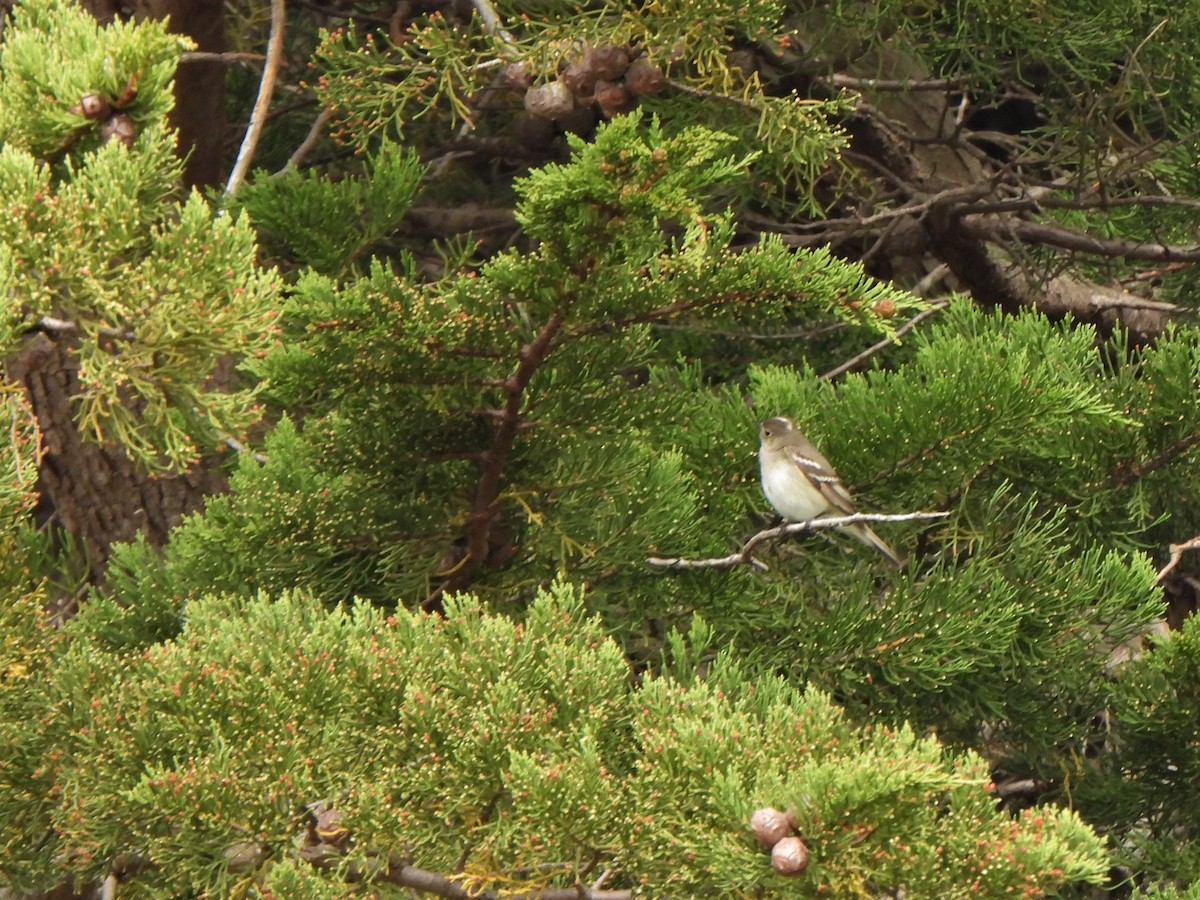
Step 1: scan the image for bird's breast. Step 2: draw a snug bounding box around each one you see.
[760,448,828,521]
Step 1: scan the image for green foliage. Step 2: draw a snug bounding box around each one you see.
[803,0,1200,193]
[97,113,907,625]
[313,18,497,141]
[101,413,414,617]
[637,302,1178,773]
[233,144,425,275]
[0,383,40,533]
[0,0,186,158]
[53,108,1200,881]
[742,301,1200,551]
[0,0,282,470]
[310,4,851,213]
[6,0,1200,892]
[0,586,1108,896]
[1075,614,1200,884]
[0,587,59,888]
[784,501,1160,769]
[516,116,755,255]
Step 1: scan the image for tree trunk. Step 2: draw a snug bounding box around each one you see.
[7,334,226,592]
[164,0,229,189]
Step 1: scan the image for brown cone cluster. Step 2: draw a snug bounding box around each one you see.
[749,806,810,876]
[70,87,139,148]
[521,46,665,123]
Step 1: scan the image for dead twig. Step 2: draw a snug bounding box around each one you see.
[830,74,967,92]
[469,0,516,44]
[912,263,951,298]
[225,436,268,465]
[820,300,949,381]
[961,215,1200,264]
[180,51,266,64]
[648,511,948,571]
[1154,534,1200,587]
[224,0,286,197]
[36,316,136,342]
[275,107,334,175]
[1112,431,1200,487]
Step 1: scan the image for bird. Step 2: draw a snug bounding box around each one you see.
[758,416,904,567]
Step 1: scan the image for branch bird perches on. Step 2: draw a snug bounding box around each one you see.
[648,511,949,571]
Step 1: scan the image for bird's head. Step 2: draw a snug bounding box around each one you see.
[759,416,796,442]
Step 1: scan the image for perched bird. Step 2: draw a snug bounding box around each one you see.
[758,416,903,567]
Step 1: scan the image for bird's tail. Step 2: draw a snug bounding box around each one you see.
[844,523,905,568]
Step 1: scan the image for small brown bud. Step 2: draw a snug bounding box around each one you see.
[750,807,792,848]
[771,835,809,875]
[624,59,665,96]
[585,45,630,81]
[523,81,575,121]
[594,80,636,118]
[99,113,137,147]
[71,93,112,120]
[872,298,898,318]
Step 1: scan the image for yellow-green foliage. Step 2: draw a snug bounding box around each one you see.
[0,0,186,157]
[0,584,1107,896]
[0,0,282,470]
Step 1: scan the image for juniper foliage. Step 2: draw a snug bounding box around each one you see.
[2,0,1200,895]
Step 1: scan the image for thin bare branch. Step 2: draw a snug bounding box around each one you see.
[1154,534,1200,586]
[384,861,631,900]
[567,292,755,340]
[961,194,1200,215]
[770,182,995,235]
[301,844,631,900]
[830,74,967,92]
[820,300,949,381]
[469,0,516,44]
[667,79,760,110]
[650,321,848,342]
[1121,262,1191,285]
[224,0,286,197]
[275,107,334,175]
[992,777,1050,802]
[961,215,1200,263]
[1111,431,1200,487]
[1085,294,1183,314]
[911,263,951,298]
[225,436,268,464]
[425,301,575,610]
[648,511,948,571]
[180,51,266,64]
[36,316,136,342]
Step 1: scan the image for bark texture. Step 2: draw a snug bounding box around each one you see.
[8,334,225,576]
[162,0,229,188]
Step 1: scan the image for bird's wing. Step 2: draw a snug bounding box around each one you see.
[784,445,858,515]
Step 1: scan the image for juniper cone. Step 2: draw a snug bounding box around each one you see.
[758,416,904,567]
